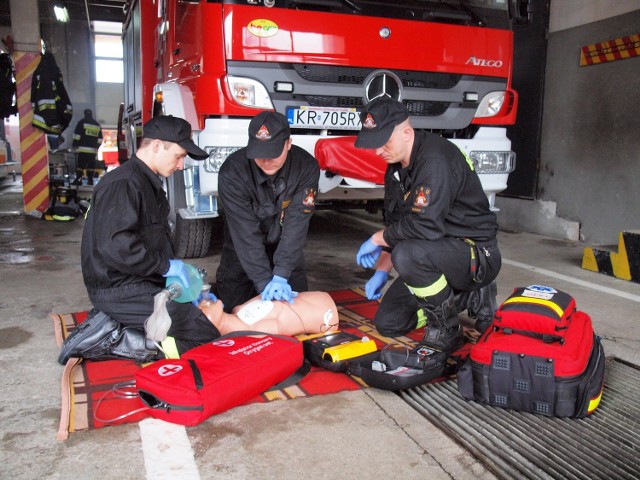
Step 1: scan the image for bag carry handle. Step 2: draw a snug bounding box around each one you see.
[500,327,565,344]
[188,359,204,390]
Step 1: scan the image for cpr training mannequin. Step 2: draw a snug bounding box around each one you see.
[198,291,339,337]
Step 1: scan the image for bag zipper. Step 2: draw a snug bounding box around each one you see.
[154,401,203,413]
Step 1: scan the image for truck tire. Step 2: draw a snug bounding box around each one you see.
[172,214,212,259]
[165,170,213,259]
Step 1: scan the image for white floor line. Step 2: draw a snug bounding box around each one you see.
[139,418,200,480]
[502,258,640,303]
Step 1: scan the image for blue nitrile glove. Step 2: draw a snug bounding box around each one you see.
[261,275,299,303]
[356,237,382,269]
[191,291,218,307]
[164,259,190,288]
[365,271,389,300]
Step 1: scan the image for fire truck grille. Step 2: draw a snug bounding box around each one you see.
[293,64,461,89]
[305,95,450,117]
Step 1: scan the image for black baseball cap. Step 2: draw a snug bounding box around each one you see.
[143,115,209,160]
[355,97,410,149]
[247,111,291,159]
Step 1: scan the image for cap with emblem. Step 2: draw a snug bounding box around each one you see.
[355,97,409,149]
[142,115,209,160]
[247,111,291,159]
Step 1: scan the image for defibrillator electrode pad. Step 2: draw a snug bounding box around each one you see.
[237,300,275,325]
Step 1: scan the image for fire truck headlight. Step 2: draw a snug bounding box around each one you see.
[469,151,516,174]
[227,76,273,109]
[475,91,505,118]
[204,146,242,173]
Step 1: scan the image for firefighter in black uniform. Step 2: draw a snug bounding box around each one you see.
[58,116,221,364]
[73,109,103,184]
[216,111,320,312]
[354,98,501,353]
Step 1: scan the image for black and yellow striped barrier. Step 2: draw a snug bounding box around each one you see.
[582,230,640,283]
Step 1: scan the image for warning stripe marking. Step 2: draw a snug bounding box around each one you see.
[580,33,640,66]
[14,51,50,213]
[582,231,640,283]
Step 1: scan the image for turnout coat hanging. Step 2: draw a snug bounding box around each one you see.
[0,53,17,119]
[31,52,73,135]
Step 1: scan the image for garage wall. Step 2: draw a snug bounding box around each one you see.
[540,7,640,245]
[497,3,640,245]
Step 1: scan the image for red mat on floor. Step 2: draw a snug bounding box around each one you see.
[52,289,474,440]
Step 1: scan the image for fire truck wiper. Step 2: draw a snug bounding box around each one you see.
[289,0,362,13]
[416,0,486,26]
[457,0,487,26]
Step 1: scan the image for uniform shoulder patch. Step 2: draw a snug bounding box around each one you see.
[411,186,430,212]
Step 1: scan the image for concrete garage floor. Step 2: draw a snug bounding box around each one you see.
[1,175,639,480]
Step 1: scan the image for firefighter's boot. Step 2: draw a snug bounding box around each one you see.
[467,280,498,335]
[109,327,161,363]
[419,291,464,353]
[58,310,159,364]
[58,310,118,364]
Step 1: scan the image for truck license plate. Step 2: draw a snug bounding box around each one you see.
[287,106,361,130]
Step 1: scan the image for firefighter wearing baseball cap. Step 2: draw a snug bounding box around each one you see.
[354,97,502,353]
[216,111,320,312]
[59,115,220,365]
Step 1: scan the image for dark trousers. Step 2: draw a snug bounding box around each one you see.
[375,237,501,337]
[216,245,308,313]
[91,290,220,355]
[76,152,104,184]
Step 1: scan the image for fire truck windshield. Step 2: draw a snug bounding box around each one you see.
[226,0,512,29]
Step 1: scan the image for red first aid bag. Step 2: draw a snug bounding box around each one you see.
[135,332,304,426]
[493,285,577,339]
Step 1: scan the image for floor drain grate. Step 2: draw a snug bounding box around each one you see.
[400,359,640,479]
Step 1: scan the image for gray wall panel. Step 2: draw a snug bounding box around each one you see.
[539,9,640,244]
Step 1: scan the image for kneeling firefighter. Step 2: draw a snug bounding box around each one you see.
[353,98,502,352]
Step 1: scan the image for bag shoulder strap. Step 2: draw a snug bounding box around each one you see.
[217,330,300,344]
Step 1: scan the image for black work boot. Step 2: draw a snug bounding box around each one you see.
[109,327,161,363]
[58,311,160,364]
[419,291,464,353]
[467,280,498,335]
[58,310,119,365]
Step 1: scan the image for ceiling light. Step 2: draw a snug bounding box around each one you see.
[54,4,70,23]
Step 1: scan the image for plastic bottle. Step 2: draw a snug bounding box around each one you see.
[165,263,206,303]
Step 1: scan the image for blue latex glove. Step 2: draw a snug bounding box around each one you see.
[356,237,382,269]
[261,275,299,303]
[191,291,218,307]
[164,259,190,288]
[365,270,389,300]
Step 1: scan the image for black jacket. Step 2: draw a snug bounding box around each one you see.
[383,131,497,248]
[30,52,73,135]
[218,144,319,292]
[81,155,172,301]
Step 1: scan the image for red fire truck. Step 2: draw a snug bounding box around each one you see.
[122,0,529,258]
